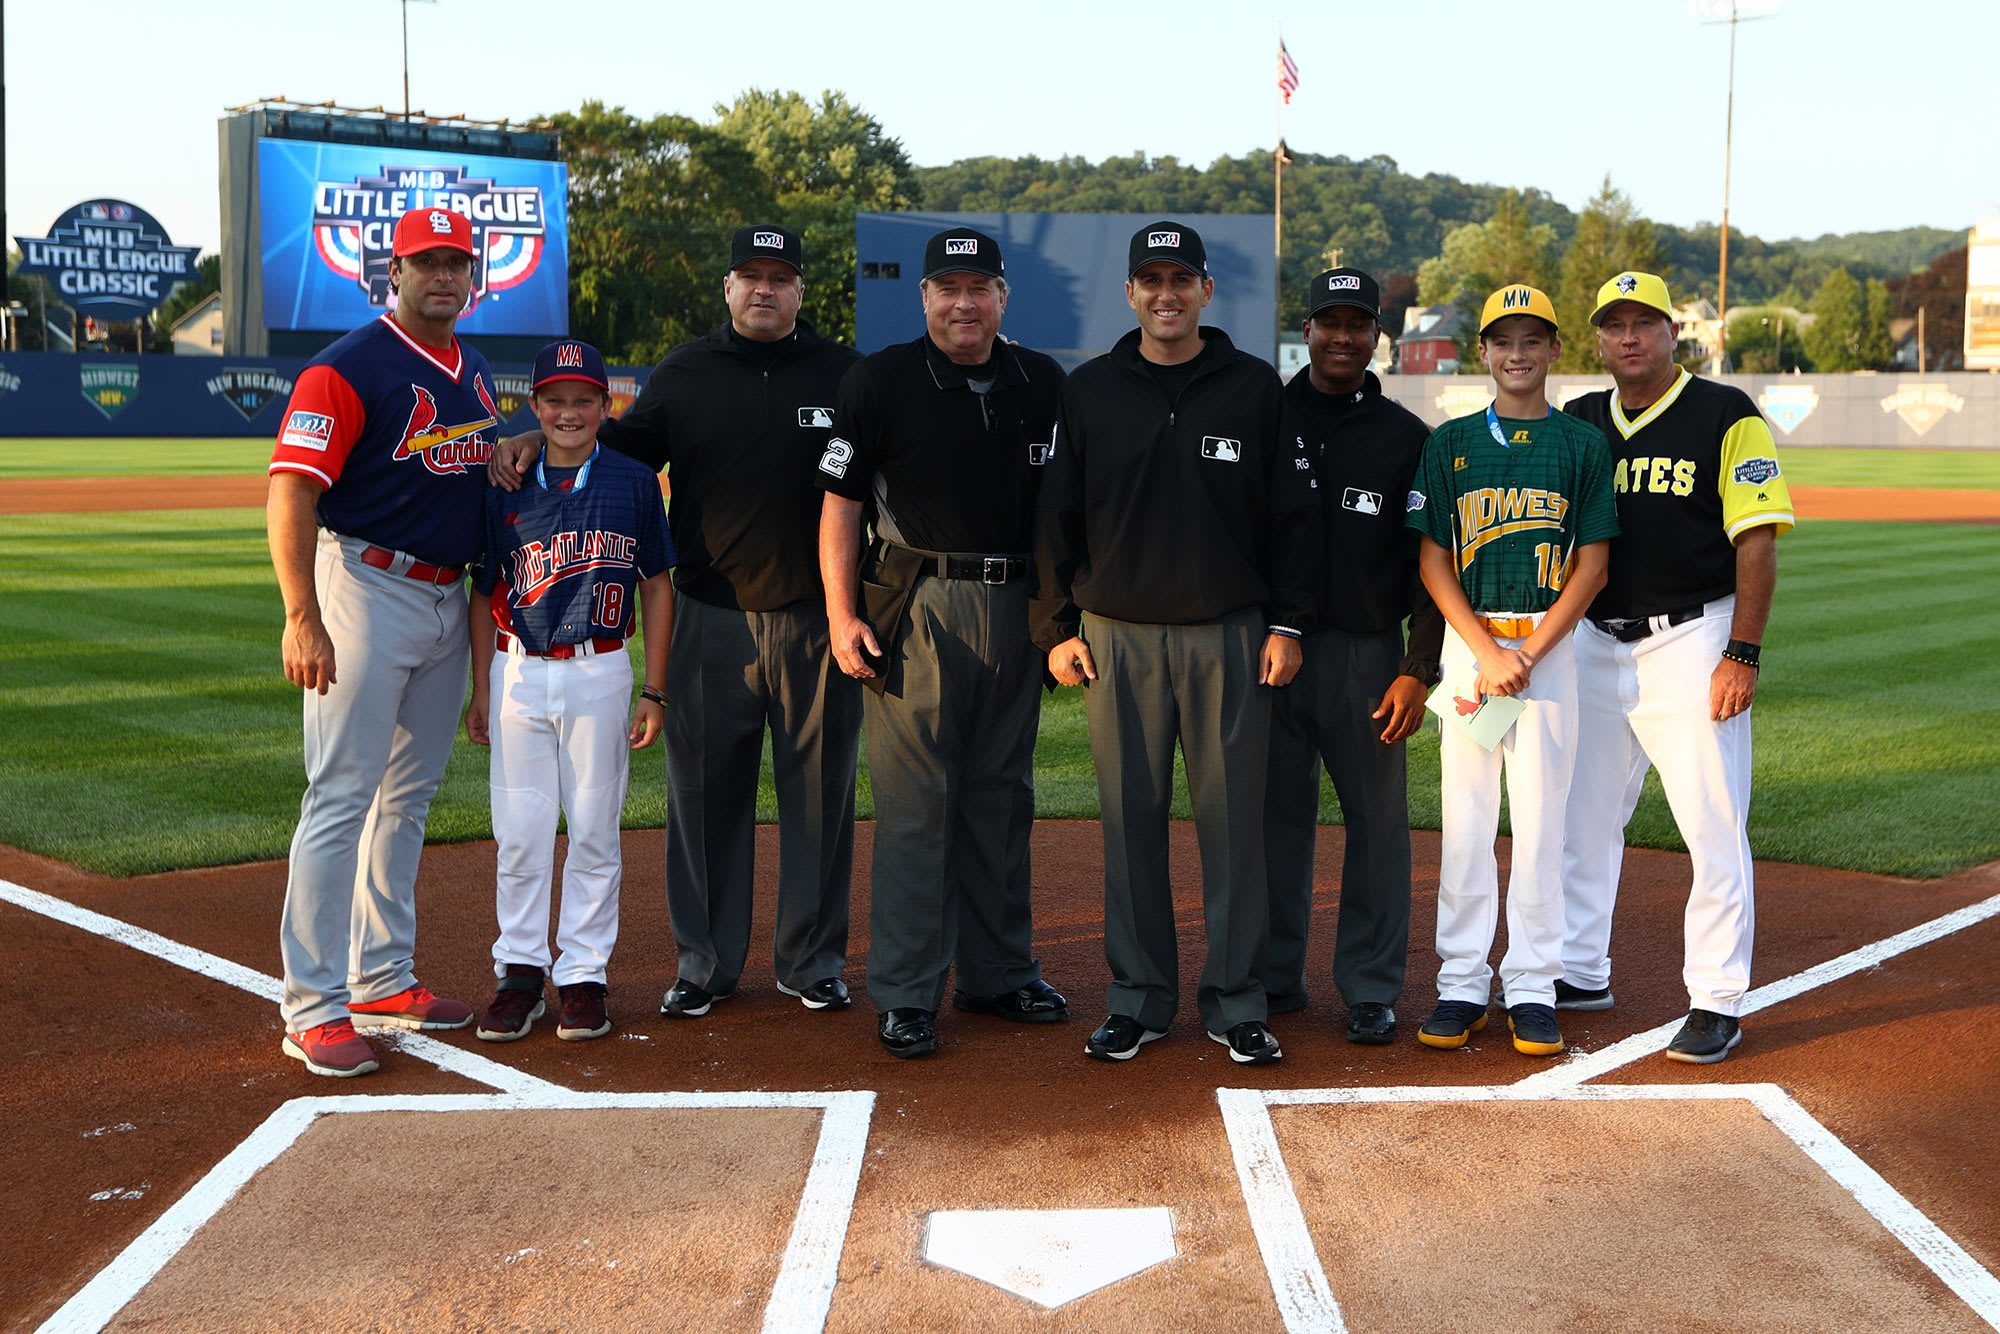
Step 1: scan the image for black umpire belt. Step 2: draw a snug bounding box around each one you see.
[878,540,1030,585]
[1589,601,1712,643]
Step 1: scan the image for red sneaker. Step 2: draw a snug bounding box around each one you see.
[349,984,473,1031]
[282,1018,379,1077]
[557,982,612,1041]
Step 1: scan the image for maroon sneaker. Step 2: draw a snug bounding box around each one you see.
[477,966,547,1043]
[349,983,474,1031]
[557,982,612,1041]
[282,1018,379,1077]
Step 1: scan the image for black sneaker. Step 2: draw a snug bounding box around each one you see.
[1665,1009,1742,1064]
[1554,979,1614,1011]
[1208,1020,1283,1065]
[660,979,717,1017]
[1507,1003,1565,1056]
[1084,1015,1165,1062]
[779,978,853,1011]
[1417,1000,1489,1049]
[1345,1002,1397,1045]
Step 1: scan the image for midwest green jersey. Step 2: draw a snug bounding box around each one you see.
[1404,406,1620,614]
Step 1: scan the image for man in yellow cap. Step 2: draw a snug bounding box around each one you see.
[1557,271,1793,1065]
[1402,284,1619,1058]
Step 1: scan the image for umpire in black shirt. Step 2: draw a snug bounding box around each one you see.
[492,224,864,1019]
[1034,221,1320,1066]
[1265,269,1442,1045]
[818,227,1068,1058]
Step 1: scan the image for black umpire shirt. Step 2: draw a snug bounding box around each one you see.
[816,335,1064,555]
[1032,328,1320,649]
[598,319,859,612]
[1282,367,1445,681]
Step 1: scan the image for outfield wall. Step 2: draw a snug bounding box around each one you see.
[1380,373,2000,448]
[0,350,653,439]
[1,350,1995,446]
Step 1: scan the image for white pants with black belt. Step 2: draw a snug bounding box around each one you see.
[1434,621,1576,1010]
[488,640,633,986]
[1561,600,1754,1016]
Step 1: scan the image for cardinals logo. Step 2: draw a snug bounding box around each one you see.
[392,384,496,475]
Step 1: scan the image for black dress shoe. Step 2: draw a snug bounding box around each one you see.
[1345,1002,1397,1045]
[779,977,852,1011]
[660,979,718,1017]
[1084,1014,1165,1061]
[1208,1019,1283,1065]
[878,1007,937,1058]
[951,978,1069,1023]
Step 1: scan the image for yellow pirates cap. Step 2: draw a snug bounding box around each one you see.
[1478,284,1559,334]
[1590,271,1675,326]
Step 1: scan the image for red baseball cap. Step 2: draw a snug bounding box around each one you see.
[391,207,476,258]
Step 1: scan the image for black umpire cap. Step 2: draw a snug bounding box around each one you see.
[921,227,1005,282]
[1127,220,1208,279]
[730,224,804,274]
[1306,268,1381,321]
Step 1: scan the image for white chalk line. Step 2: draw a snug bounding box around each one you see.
[36,1090,877,1334]
[1519,886,2000,1092]
[1224,887,2000,1333]
[0,877,554,1096]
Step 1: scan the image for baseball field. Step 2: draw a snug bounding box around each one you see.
[2,441,1998,1331]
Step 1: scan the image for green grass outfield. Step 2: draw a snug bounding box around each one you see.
[1,509,1993,878]
[2,440,1998,488]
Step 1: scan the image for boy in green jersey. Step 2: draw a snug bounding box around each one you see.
[1402,285,1619,1058]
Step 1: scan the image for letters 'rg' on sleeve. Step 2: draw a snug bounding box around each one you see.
[269,364,365,488]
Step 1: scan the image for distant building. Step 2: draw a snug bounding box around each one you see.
[171,295,223,356]
[1395,304,1461,374]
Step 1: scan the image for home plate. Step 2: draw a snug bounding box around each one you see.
[922,1207,1177,1308]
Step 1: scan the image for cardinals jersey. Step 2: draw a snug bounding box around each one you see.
[473,447,676,654]
[270,314,499,567]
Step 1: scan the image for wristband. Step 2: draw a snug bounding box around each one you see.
[639,684,670,705]
[1722,639,1761,669]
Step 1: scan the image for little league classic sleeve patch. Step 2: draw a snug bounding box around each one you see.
[280,410,336,451]
[1731,457,1780,485]
[1406,489,1426,511]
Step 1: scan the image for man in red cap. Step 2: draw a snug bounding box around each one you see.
[265,206,500,1076]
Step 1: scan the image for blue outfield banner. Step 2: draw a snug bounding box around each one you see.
[0,351,653,439]
[257,139,568,337]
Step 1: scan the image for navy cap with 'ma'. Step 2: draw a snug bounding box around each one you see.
[531,339,610,392]
[922,227,1005,282]
[1128,221,1207,279]
[730,224,804,274]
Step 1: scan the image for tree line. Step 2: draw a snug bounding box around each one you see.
[3,91,1967,369]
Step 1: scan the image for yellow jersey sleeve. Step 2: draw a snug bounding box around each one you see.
[1717,415,1795,541]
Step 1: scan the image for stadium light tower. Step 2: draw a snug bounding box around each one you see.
[1692,0,1777,370]
[400,0,437,122]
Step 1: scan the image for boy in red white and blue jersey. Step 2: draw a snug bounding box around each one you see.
[464,338,676,1043]
[267,205,497,1078]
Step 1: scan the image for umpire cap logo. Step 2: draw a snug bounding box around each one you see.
[945,238,979,255]
[754,231,785,249]
[1148,231,1181,248]
[1328,275,1360,290]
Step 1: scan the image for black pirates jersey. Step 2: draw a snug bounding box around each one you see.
[1565,370,1795,620]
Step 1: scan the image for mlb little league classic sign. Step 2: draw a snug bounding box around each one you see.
[13,199,201,320]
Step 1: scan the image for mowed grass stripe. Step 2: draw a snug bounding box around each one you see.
[0,512,1993,877]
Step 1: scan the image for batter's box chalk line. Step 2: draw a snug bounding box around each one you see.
[1218,1082,2000,1334]
[35,1089,875,1334]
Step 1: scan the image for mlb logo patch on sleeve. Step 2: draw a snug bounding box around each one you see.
[281,410,335,451]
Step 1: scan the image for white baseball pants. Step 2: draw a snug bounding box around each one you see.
[488,642,633,986]
[1562,604,1755,1015]
[1435,624,1576,1009]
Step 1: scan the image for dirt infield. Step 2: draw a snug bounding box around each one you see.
[4,475,1998,523]
[4,823,1996,1329]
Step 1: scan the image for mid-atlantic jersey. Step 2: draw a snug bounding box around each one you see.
[269,314,499,567]
[473,447,675,654]
[1405,407,1619,614]
[1565,370,1795,620]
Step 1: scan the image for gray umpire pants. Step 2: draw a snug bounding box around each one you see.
[863,576,1044,1014]
[1263,625,1413,1011]
[1087,609,1271,1034]
[664,592,860,995]
[280,532,470,1033]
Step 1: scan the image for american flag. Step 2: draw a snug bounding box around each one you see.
[1278,40,1300,103]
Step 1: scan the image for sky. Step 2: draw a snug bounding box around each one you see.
[6,0,1996,257]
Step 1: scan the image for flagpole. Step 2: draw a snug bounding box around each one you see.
[1275,27,1285,349]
